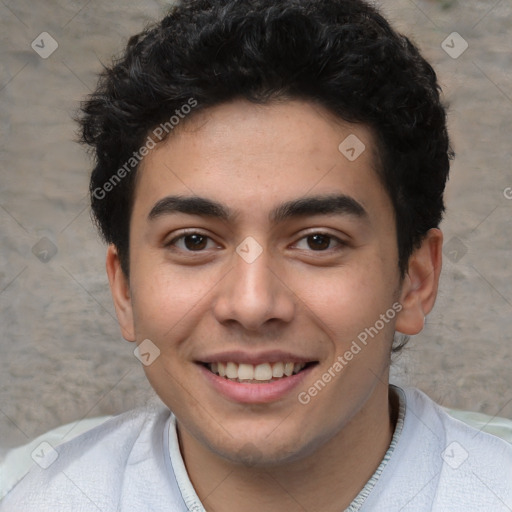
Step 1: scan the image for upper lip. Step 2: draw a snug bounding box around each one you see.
[197,350,318,365]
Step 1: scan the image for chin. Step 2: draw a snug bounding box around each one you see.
[202,424,325,468]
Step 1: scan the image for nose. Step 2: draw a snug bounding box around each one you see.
[211,242,296,332]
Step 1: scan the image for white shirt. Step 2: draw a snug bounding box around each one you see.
[1,386,511,511]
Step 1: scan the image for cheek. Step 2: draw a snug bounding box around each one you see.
[304,265,391,310]
[295,262,394,340]
[130,264,200,339]
[130,261,233,357]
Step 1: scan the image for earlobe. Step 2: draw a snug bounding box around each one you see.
[394,228,443,335]
[105,244,136,342]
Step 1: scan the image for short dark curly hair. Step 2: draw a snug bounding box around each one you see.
[79,0,453,283]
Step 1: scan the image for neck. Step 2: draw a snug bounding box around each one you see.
[178,382,398,512]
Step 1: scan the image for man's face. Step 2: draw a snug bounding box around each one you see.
[123,99,403,465]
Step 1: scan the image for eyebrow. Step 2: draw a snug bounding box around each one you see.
[148,194,368,224]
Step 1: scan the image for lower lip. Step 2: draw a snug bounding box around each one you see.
[198,364,315,404]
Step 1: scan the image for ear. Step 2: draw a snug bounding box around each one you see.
[394,228,443,335]
[105,244,136,342]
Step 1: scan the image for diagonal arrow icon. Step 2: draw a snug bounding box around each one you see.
[32,237,58,262]
[31,441,59,468]
[338,134,365,161]
[31,32,58,59]
[441,32,468,59]
[134,339,161,366]
[443,236,467,263]
[441,441,468,469]
[236,236,263,263]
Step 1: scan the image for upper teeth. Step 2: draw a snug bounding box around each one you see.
[208,362,306,381]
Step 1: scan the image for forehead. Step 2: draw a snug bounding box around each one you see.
[133,99,392,228]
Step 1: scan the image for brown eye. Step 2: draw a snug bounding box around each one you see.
[166,232,216,252]
[293,232,347,254]
[182,234,208,250]
[306,234,332,250]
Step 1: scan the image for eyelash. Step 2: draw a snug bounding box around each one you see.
[164,230,347,254]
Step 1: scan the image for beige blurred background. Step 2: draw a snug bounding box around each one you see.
[1,0,511,455]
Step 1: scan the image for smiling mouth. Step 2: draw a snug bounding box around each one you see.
[202,361,318,383]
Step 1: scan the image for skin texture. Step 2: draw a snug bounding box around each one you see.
[106,99,443,511]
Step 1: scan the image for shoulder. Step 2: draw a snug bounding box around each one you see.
[0,402,183,511]
[403,386,512,510]
[361,386,512,511]
[403,386,512,455]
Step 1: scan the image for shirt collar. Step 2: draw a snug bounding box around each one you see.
[166,385,407,512]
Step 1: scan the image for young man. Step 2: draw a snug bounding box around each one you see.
[2,0,511,510]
